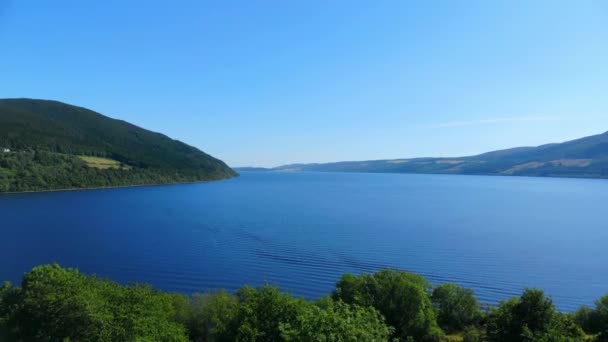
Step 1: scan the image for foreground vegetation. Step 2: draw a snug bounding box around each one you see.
[0,99,236,192]
[0,265,606,342]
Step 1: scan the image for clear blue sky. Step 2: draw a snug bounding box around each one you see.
[1,1,607,167]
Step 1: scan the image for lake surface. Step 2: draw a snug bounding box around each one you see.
[1,171,607,311]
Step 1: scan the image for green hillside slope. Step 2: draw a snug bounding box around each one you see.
[266,132,608,178]
[0,99,236,192]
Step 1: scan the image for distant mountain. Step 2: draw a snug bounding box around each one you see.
[258,132,608,178]
[0,99,236,192]
[233,167,271,172]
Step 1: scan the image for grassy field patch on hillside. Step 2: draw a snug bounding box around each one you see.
[78,156,130,170]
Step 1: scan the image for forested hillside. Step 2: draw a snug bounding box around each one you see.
[0,99,236,192]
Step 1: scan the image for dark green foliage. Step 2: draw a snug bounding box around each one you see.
[188,291,239,342]
[0,99,236,192]
[0,264,188,341]
[595,295,608,341]
[575,295,608,341]
[225,285,305,341]
[202,286,392,342]
[280,296,393,341]
[594,295,608,341]
[486,289,585,342]
[574,306,599,334]
[170,293,195,334]
[534,314,586,342]
[462,326,483,342]
[431,283,481,333]
[0,150,232,192]
[0,265,605,342]
[333,269,443,341]
[0,282,17,340]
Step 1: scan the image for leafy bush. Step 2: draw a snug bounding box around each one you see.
[188,291,239,342]
[575,295,608,341]
[431,283,481,333]
[486,289,585,342]
[0,264,188,341]
[333,269,443,341]
[280,296,393,341]
[462,326,483,342]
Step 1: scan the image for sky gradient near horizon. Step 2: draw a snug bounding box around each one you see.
[1,1,607,167]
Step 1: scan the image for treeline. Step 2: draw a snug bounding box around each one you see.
[0,151,233,192]
[0,265,606,342]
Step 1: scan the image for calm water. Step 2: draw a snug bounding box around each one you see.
[1,171,607,311]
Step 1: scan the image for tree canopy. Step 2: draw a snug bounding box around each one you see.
[333,269,443,341]
[0,264,188,341]
[0,265,605,342]
[431,283,481,333]
[486,289,585,342]
[575,295,608,341]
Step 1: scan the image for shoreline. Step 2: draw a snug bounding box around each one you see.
[0,175,238,195]
[238,169,608,181]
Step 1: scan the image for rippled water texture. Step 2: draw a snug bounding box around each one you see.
[1,171,607,311]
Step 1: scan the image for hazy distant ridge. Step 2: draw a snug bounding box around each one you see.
[236,131,608,178]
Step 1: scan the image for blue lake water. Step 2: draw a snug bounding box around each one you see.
[1,171,607,311]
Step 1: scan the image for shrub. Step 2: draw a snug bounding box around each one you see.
[334,269,443,341]
[0,264,188,341]
[431,283,481,333]
[486,289,584,342]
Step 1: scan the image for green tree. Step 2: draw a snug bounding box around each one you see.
[14,264,113,341]
[170,293,194,333]
[574,305,599,334]
[575,294,608,341]
[0,281,18,340]
[486,289,584,342]
[224,285,305,341]
[594,295,608,342]
[530,314,585,342]
[333,269,443,341]
[188,291,239,342]
[462,326,483,342]
[2,264,188,342]
[431,283,481,333]
[110,284,188,341]
[280,296,392,341]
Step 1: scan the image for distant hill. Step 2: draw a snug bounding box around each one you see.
[0,99,236,192]
[233,167,271,172]
[256,132,608,178]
